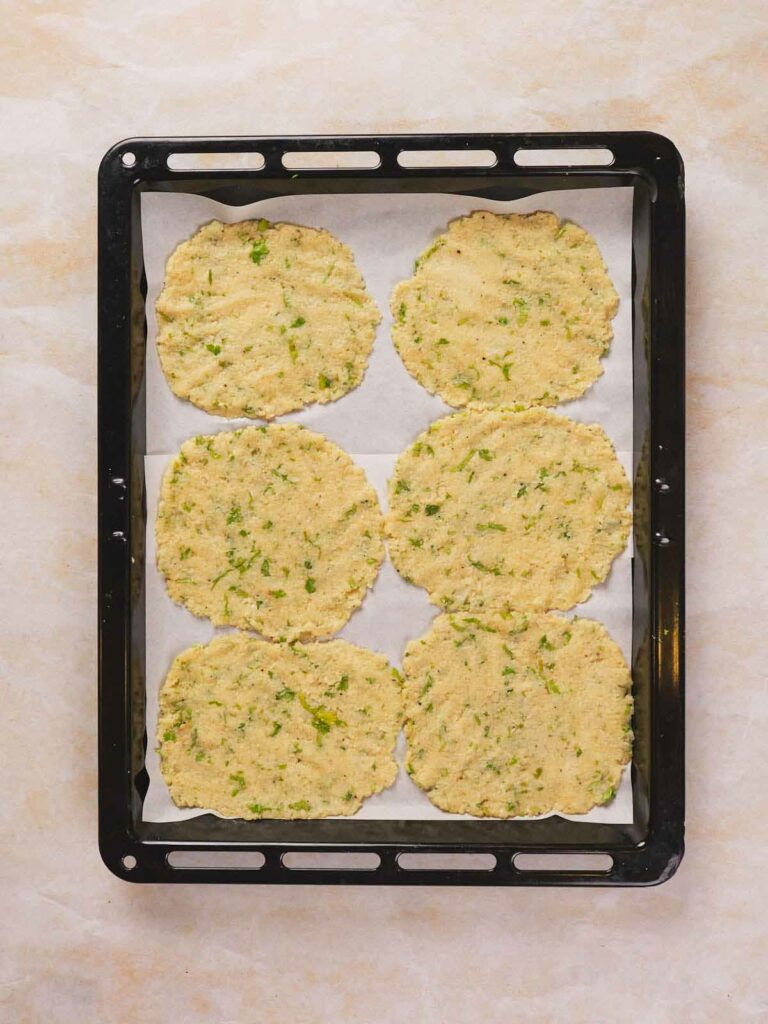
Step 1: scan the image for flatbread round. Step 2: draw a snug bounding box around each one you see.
[156,424,384,639]
[404,611,633,816]
[156,219,381,419]
[391,210,618,409]
[158,634,403,819]
[386,408,631,612]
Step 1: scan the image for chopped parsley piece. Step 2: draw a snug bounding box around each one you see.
[305,577,317,593]
[290,316,306,328]
[425,504,441,516]
[250,239,269,264]
[298,693,345,741]
[206,343,222,356]
[229,771,246,796]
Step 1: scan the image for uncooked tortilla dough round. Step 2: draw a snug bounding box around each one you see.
[156,424,384,639]
[403,611,633,817]
[158,633,403,819]
[386,408,631,612]
[391,210,618,409]
[156,219,381,419]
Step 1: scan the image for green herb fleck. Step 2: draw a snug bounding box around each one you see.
[298,693,345,741]
[305,577,317,593]
[206,343,222,356]
[248,802,270,815]
[250,239,269,264]
[229,771,246,796]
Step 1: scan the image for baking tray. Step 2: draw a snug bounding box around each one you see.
[98,132,684,886]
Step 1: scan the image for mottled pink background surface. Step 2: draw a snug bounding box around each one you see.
[2,3,767,1021]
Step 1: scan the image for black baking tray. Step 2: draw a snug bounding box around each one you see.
[98,132,684,885]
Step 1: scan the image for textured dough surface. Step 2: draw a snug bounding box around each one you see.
[386,408,631,612]
[156,219,381,419]
[404,611,633,816]
[391,210,618,409]
[158,634,403,819]
[156,424,384,639]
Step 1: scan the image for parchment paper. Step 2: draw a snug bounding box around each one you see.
[140,187,635,823]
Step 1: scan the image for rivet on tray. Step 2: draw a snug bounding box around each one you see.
[654,532,671,546]
[654,478,671,493]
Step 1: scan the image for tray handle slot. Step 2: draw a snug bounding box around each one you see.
[514,148,613,167]
[281,151,381,170]
[397,149,497,169]
[397,852,497,871]
[167,850,266,870]
[513,852,613,872]
[167,151,266,171]
[281,851,381,871]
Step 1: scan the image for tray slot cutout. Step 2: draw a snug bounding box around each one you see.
[513,852,613,872]
[167,850,266,870]
[397,149,497,169]
[281,151,381,170]
[397,852,497,871]
[514,148,613,167]
[281,851,381,871]
[167,152,266,171]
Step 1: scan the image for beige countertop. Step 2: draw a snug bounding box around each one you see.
[2,2,767,1021]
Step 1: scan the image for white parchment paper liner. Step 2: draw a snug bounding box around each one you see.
[140,187,634,823]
